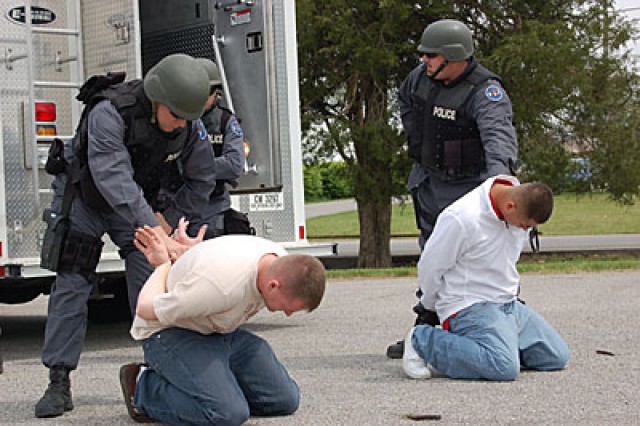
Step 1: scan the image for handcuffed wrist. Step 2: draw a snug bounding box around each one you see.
[155,260,171,269]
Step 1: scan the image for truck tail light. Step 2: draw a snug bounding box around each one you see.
[35,101,57,137]
[35,102,56,122]
[36,125,57,136]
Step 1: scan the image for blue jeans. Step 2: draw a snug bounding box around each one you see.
[134,327,299,426]
[412,300,570,381]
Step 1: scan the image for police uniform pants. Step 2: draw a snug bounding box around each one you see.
[41,194,153,370]
[412,173,484,249]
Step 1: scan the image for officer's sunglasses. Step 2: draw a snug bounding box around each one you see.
[422,52,439,59]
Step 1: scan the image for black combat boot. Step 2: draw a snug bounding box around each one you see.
[35,366,73,418]
[386,340,405,359]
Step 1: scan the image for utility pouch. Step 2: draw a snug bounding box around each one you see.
[443,139,485,178]
[223,209,255,235]
[45,138,67,175]
[57,230,104,277]
[40,208,70,272]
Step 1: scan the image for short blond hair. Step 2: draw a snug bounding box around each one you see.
[272,255,326,312]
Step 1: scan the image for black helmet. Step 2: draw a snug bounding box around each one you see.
[143,54,209,120]
[417,19,474,61]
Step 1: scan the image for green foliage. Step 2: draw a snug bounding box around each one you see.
[303,165,324,200]
[480,1,640,201]
[304,162,354,201]
[322,162,354,199]
[517,128,573,190]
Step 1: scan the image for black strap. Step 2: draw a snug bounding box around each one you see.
[529,227,541,253]
[60,172,77,217]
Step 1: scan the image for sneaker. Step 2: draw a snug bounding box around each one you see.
[119,363,154,423]
[386,340,404,359]
[402,327,431,379]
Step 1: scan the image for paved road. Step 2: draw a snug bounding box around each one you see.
[1,271,639,424]
[333,233,640,257]
[306,199,358,218]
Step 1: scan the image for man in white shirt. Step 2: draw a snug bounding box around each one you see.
[119,221,326,425]
[403,175,569,381]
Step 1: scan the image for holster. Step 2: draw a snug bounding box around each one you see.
[40,208,104,277]
[224,209,256,235]
[40,208,70,272]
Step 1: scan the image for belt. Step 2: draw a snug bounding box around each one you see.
[442,311,459,331]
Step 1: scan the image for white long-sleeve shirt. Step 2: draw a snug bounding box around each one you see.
[418,175,526,322]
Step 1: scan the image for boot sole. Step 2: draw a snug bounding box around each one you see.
[119,363,154,423]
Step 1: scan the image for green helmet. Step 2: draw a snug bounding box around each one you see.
[143,53,209,120]
[417,19,474,61]
[195,58,222,87]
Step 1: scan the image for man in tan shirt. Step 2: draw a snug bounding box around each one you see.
[120,221,326,425]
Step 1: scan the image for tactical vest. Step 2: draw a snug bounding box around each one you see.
[411,62,500,180]
[72,80,190,211]
[200,104,233,198]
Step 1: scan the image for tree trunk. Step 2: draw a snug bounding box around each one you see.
[356,195,392,268]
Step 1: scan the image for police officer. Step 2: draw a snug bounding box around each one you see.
[35,54,216,418]
[387,19,518,359]
[188,58,246,238]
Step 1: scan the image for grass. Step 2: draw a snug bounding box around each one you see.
[307,192,640,238]
[308,193,640,277]
[326,254,640,279]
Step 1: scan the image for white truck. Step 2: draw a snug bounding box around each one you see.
[0,0,334,315]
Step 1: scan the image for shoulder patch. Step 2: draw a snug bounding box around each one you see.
[485,85,503,102]
[230,119,243,137]
[196,119,208,140]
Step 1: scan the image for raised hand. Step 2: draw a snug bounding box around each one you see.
[134,225,170,267]
[172,217,207,248]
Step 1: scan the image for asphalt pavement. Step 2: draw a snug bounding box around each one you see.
[0,200,636,424]
[1,271,639,424]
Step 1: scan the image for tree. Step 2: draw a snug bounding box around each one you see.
[296,0,639,267]
[296,0,441,267]
[476,0,640,201]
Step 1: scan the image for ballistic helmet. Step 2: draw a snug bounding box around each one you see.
[143,53,209,120]
[195,58,222,87]
[417,19,474,61]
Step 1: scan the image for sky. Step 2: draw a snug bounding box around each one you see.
[616,0,640,59]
